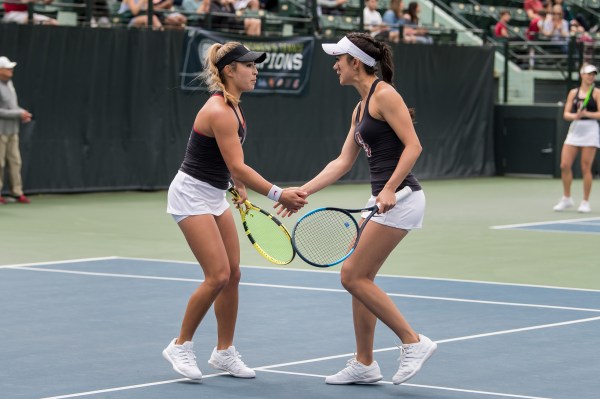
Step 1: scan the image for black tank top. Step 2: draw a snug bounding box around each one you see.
[354,79,421,196]
[571,86,598,119]
[180,93,247,190]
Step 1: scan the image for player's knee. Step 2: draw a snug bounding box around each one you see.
[340,268,358,292]
[206,268,231,292]
[227,267,241,286]
[559,162,571,172]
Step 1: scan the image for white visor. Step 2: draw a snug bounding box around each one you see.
[581,64,598,74]
[322,36,377,67]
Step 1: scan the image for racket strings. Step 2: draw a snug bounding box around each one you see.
[245,210,294,263]
[293,210,358,266]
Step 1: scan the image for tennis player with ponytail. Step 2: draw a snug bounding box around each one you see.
[554,63,600,213]
[281,32,436,385]
[163,41,307,381]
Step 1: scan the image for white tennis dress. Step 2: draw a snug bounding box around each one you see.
[565,119,600,147]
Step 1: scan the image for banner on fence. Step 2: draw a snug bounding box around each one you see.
[181,29,314,95]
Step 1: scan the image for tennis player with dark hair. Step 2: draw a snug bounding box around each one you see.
[163,41,308,381]
[553,63,600,213]
[283,32,436,385]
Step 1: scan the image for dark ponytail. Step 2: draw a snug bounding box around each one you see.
[346,32,394,85]
[376,40,394,85]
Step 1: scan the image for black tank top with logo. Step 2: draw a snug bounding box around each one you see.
[571,86,598,119]
[354,79,421,196]
[180,93,247,190]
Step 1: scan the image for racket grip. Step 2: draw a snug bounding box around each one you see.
[375,187,413,210]
[395,186,413,201]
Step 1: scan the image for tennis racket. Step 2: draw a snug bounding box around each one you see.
[228,186,295,265]
[292,186,413,267]
[568,84,595,136]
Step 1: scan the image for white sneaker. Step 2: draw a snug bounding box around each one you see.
[578,201,591,213]
[162,338,203,380]
[392,334,437,385]
[325,358,383,384]
[553,196,574,211]
[208,346,256,378]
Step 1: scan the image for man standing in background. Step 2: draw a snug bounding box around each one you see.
[0,56,31,204]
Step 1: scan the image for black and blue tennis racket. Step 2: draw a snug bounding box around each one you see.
[292,187,412,267]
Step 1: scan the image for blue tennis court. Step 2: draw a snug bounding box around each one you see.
[491,216,600,235]
[1,257,599,399]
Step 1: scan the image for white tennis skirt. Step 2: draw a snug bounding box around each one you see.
[167,171,230,223]
[565,120,600,148]
[360,189,426,231]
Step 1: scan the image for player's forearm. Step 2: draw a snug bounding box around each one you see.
[302,158,352,195]
[230,164,276,198]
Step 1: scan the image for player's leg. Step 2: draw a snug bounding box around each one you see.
[326,224,410,385]
[325,293,384,385]
[206,208,255,378]
[162,214,230,380]
[559,144,579,197]
[212,208,241,349]
[352,296,376,365]
[177,214,232,342]
[554,144,579,210]
[341,223,417,343]
[342,222,436,385]
[578,146,597,212]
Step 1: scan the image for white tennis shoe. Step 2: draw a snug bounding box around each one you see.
[553,196,574,211]
[208,346,256,378]
[578,200,591,213]
[325,358,383,384]
[162,338,203,380]
[392,334,437,385]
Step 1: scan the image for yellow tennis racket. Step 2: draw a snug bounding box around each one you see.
[229,186,295,265]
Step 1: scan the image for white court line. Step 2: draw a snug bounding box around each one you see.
[0,256,118,269]
[253,315,600,369]
[117,256,600,293]
[8,266,600,313]
[491,216,600,230]
[6,255,600,293]
[261,370,554,399]
[39,317,600,399]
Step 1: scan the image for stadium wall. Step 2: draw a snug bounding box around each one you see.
[0,24,496,193]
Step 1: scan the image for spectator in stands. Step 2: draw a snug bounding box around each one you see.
[2,0,58,25]
[403,1,432,44]
[552,0,571,22]
[494,10,511,39]
[318,0,347,16]
[363,0,389,40]
[382,0,406,43]
[524,0,544,21]
[153,0,188,28]
[119,0,163,28]
[526,9,546,40]
[0,56,31,205]
[554,63,600,213]
[541,5,569,42]
[199,0,261,36]
[571,14,593,44]
[88,0,112,27]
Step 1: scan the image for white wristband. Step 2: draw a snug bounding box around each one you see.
[267,185,283,202]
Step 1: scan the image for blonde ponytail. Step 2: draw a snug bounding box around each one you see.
[199,42,242,106]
